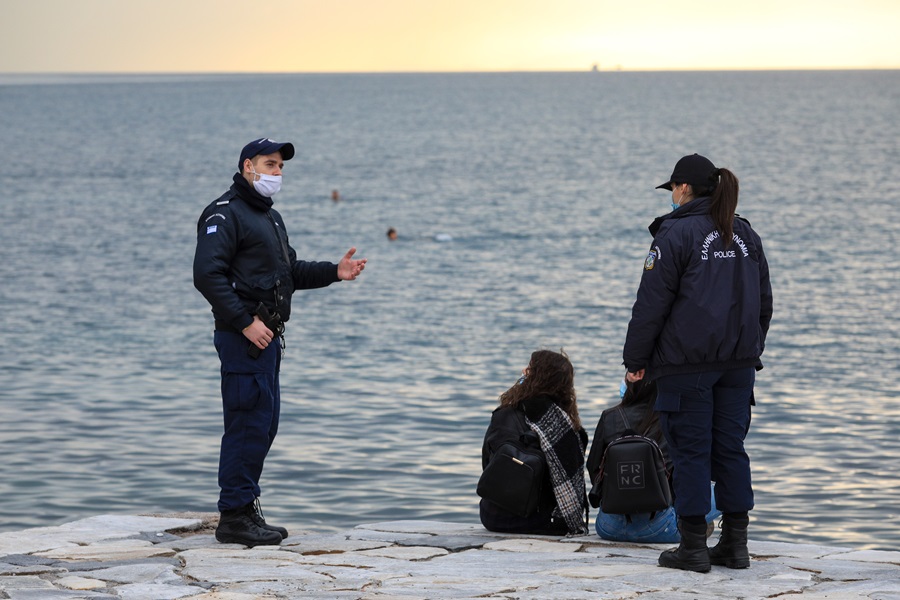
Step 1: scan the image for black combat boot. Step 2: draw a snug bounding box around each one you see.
[215,505,283,547]
[658,518,711,573]
[247,498,289,540]
[709,514,750,569]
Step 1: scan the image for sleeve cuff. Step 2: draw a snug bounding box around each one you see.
[233,314,254,331]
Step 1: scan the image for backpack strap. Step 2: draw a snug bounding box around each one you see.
[615,405,632,432]
[617,404,658,438]
[598,406,633,479]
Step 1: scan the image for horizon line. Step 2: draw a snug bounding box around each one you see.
[1,66,899,78]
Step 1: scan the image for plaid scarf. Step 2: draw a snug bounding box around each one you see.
[526,403,588,536]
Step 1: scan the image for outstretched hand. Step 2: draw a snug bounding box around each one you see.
[337,247,367,281]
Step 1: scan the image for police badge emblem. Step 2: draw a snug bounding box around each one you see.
[644,250,657,270]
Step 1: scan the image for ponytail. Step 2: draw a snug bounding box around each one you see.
[709,168,739,247]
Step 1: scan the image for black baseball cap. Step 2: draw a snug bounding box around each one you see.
[656,153,717,191]
[238,138,295,172]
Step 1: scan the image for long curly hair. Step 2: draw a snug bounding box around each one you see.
[499,349,581,430]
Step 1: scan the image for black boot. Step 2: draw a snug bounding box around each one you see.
[709,514,750,569]
[215,505,283,547]
[247,498,289,540]
[658,519,711,573]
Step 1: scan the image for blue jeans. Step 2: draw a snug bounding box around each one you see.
[214,331,281,512]
[594,483,720,543]
[655,368,755,517]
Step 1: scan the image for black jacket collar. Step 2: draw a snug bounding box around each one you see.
[648,195,711,237]
[231,172,274,212]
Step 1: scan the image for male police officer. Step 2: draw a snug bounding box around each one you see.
[194,138,366,546]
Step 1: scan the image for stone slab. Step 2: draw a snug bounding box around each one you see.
[281,532,391,555]
[0,515,202,557]
[35,539,176,561]
[64,562,182,585]
[56,575,107,590]
[830,549,900,564]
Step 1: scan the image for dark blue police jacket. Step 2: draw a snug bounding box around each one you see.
[193,174,339,332]
[623,196,773,380]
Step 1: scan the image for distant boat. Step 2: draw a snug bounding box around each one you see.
[591,63,599,72]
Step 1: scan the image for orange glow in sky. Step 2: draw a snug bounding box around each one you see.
[2,0,899,73]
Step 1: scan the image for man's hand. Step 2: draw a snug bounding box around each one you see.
[243,315,274,351]
[337,247,367,281]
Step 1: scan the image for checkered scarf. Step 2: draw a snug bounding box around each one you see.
[526,403,588,536]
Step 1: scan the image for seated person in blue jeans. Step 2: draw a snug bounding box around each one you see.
[479,349,589,536]
[586,377,720,542]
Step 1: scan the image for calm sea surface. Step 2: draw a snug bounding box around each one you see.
[0,71,898,550]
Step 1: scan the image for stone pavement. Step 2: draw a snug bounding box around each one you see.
[1,515,899,599]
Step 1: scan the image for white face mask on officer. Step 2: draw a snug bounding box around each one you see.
[249,167,282,197]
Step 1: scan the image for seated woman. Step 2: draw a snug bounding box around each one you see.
[586,378,720,543]
[479,349,589,536]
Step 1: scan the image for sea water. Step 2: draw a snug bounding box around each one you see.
[0,71,898,550]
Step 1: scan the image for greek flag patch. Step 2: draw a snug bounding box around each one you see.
[206,225,218,234]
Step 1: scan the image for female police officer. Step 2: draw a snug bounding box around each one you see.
[623,154,773,572]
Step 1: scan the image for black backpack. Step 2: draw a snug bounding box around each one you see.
[476,441,546,517]
[588,406,672,515]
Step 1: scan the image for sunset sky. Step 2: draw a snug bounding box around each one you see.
[2,0,898,73]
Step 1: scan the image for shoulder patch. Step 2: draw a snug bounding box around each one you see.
[644,245,662,270]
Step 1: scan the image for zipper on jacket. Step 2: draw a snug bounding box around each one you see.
[266,212,292,267]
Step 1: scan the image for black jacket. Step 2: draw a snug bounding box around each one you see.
[193,174,339,331]
[623,196,773,379]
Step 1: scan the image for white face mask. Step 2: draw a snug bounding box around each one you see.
[250,168,282,197]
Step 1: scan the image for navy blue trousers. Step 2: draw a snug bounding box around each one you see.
[655,368,755,518]
[214,331,281,512]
